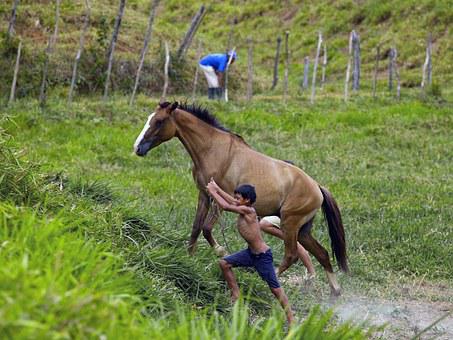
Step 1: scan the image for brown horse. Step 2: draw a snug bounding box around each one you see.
[134,101,348,295]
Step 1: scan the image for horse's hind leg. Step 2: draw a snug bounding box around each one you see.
[298,230,341,296]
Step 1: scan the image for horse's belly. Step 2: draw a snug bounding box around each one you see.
[251,185,284,217]
[254,198,281,217]
[225,162,287,217]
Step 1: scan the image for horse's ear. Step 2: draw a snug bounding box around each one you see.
[169,101,178,113]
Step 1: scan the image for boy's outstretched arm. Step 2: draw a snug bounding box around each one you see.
[209,179,236,204]
[207,183,249,215]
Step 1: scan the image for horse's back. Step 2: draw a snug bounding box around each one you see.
[226,146,321,216]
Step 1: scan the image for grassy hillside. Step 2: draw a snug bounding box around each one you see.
[0,0,452,99]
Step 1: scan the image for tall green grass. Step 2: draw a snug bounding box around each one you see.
[0,120,372,338]
[0,203,369,339]
[0,203,148,338]
[0,129,40,205]
[145,302,372,339]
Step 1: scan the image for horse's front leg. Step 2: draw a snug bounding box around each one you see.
[188,191,210,255]
[202,201,227,257]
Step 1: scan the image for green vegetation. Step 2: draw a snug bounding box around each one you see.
[0,97,384,338]
[0,0,452,99]
[1,0,452,337]
[1,93,452,337]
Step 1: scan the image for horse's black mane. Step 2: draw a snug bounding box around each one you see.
[160,101,247,143]
[178,102,230,133]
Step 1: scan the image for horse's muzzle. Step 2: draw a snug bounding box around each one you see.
[135,139,154,157]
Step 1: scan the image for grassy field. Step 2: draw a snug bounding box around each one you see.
[1,91,452,338]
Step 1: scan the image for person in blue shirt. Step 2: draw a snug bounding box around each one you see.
[199,50,236,99]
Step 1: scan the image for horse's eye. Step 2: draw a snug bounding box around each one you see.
[155,120,163,128]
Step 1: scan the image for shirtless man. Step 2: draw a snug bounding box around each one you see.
[260,216,316,280]
[206,179,294,324]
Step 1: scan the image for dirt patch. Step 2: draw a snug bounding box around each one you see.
[281,273,453,339]
[328,295,453,339]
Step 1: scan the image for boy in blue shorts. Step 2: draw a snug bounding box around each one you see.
[206,179,294,324]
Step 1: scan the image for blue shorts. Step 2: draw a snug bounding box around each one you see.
[223,248,280,289]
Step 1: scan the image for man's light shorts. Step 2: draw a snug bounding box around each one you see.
[260,216,281,228]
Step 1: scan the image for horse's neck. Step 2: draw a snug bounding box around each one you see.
[174,110,233,176]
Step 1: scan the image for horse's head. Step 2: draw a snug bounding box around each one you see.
[134,101,178,157]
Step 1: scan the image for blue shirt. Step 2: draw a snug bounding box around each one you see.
[199,53,229,72]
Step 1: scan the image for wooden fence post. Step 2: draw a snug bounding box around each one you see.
[344,31,353,101]
[130,0,159,105]
[39,0,60,108]
[176,5,206,60]
[372,45,380,98]
[271,36,282,90]
[388,47,395,91]
[104,0,126,102]
[161,41,170,101]
[246,36,253,101]
[421,33,432,91]
[39,36,51,108]
[352,30,360,91]
[427,36,433,86]
[8,40,22,106]
[283,31,290,103]
[321,43,327,89]
[302,56,310,90]
[224,47,235,102]
[68,0,91,103]
[392,47,401,99]
[310,31,322,104]
[7,0,20,37]
[191,40,203,101]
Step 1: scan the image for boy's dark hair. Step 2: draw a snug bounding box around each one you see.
[234,184,256,204]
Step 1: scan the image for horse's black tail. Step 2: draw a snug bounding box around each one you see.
[319,186,349,273]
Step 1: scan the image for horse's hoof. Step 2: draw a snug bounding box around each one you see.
[214,245,228,257]
[330,288,342,298]
[188,245,197,255]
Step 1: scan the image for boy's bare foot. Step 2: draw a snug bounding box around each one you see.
[287,311,296,326]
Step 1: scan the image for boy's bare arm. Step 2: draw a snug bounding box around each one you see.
[210,179,236,204]
[207,185,250,215]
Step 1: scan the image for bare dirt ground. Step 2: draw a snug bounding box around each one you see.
[332,295,453,339]
[283,274,453,339]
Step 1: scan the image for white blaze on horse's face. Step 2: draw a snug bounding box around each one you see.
[134,112,155,154]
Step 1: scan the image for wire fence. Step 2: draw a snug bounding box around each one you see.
[1,0,451,107]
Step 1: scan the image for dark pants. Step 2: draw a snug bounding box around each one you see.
[223,248,280,288]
